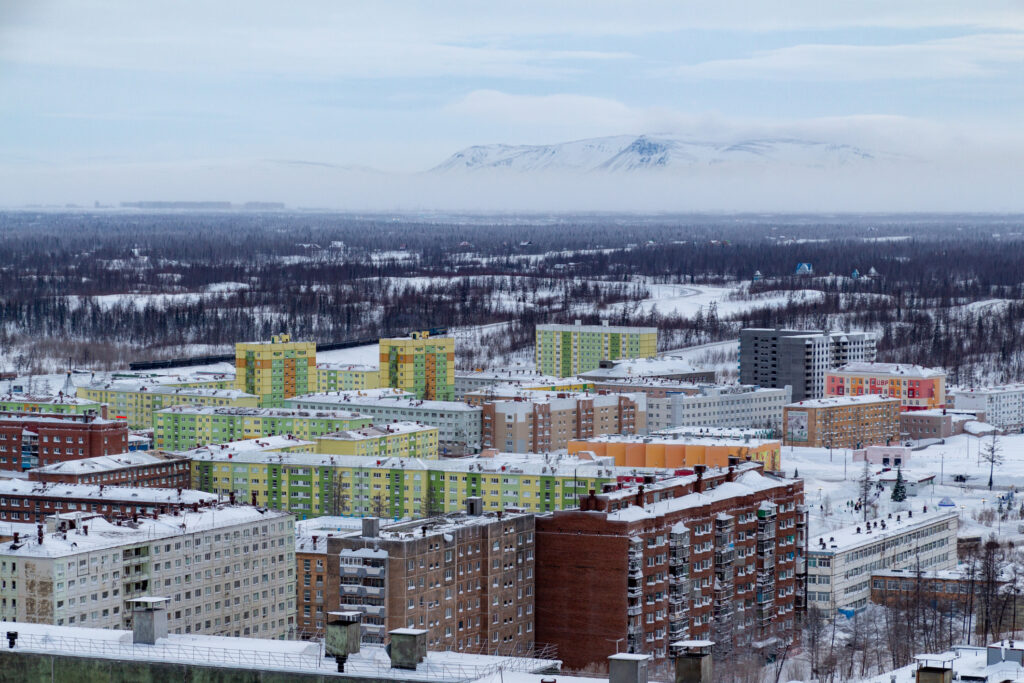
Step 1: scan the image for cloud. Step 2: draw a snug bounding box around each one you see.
[669,33,1024,81]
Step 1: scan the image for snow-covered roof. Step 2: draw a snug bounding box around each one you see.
[538,322,657,335]
[174,435,316,457]
[289,392,479,413]
[29,451,185,475]
[953,384,1024,397]
[788,395,900,408]
[0,393,101,406]
[315,363,378,372]
[0,413,120,426]
[77,381,256,400]
[964,420,997,435]
[469,389,646,408]
[317,422,438,441]
[577,432,778,448]
[578,356,707,380]
[0,478,217,505]
[832,362,946,379]
[155,405,368,419]
[808,508,958,556]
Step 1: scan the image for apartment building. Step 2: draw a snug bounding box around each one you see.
[0,390,105,417]
[190,449,620,520]
[739,328,877,401]
[454,370,591,400]
[234,334,317,407]
[76,380,258,428]
[535,322,658,377]
[647,384,791,432]
[783,395,901,449]
[28,451,191,488]
[826,362,947,411]
[379,332,456,401]
[578,357,714,384]
[327,507,536,654]
[473,390,647,453]
[315,422,440,460]
[568,432,782,471]
[287,390,481,455]
[316,363,381,392]
[0,479,217,523]
[152,406,371,450]
[0,506,296,638]
[806,509,959,614]
[0,412,129,470]
[536,462,805,668]
[953,384,1024,432]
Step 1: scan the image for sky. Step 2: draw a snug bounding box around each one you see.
[1,1,1023,210]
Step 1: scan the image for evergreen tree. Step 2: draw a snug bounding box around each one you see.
[891,468,908,502]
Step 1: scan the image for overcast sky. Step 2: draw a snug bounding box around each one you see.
[2,1,1023,210]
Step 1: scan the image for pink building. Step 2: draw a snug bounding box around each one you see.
[825,362,946,412]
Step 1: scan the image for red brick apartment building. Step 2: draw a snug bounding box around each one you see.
[27,451,190,488]
[536,461,804,669]
[0,478,218,523]
[0,412,128,470]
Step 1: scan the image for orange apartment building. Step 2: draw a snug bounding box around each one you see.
[826,362,946,411]
[783,395,901,449]
[475,390,647,453]
[567,432,782,471]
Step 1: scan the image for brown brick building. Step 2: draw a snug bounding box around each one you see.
[0,412,128,471]
[476,391,646,453]
[325,506,536,655]
[782,395,900,449]
[870,568,1007,614]
[535,462,804,669]
[295,532,333,640]
[27,451,190,488]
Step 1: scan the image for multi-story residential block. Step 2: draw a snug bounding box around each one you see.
[0,389,105,418]
[783,395,901,449]
[568,431,782,471]
[379,332,455,401]
[315,422,440,460]
[0,478,218,524]
[287,390,481,455]
[0,412,129,470]
[470,390,647,453]
[739,328,877,401]
[316,363,381,392]
[327,507,536,654]
[152,406,371,450]
[535,322,658,377]
[454,370,591,400]
[190,450,620,520]
[536,462,805,668]
[76,380,259,428]
[578,357,714,384]
[826,362,946,411]
[805,508,958,614]
[953,384,1024,432]
[0,506,296,638]
[27,451,191,488]
[234,334,317,407]
[646,384,792,431]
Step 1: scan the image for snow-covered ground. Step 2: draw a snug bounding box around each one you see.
[608,282,824,318]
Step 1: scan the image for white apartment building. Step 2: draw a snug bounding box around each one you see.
[286,390,482,455]
[953,385,1024,432]
[805,508,958,614]
[0,507,296,638]
[647,385,792,432]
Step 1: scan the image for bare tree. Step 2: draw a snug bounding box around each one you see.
[982,434,1003,491]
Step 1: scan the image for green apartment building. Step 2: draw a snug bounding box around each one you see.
[535,322,658,377]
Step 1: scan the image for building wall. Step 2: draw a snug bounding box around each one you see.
[314,427,440,460]
[152,409,370,451]
[954,386,1024,431]
[316,367,381,393]
[647,386,791,432]
[235,335,317,408]
[75,385,258,429]
[783,399,901,449]
[379,334,455,401]
[567,439,782,471]
[0,415,128,470]
[482,395,645,453]
[826,370,946,411]
[535,325,657,377]
[28,457,191,489]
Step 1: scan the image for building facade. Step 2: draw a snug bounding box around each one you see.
[379,332,455,401]
[476,391,647,453]
[454,370,590,400]
[536,463,804,668]
[315,423,440,460]
[0,507,296,638]
[646,385,791,432]
[739,329,877,402]
[783,396,901,449]
[76,381,259,429]
[825,362,947,411]
[0,479,217,523]
[27,451,191,488]
[535,323,658,378]
[316,364,382,392]
[805,509,959,614]
[0,413,129,470]
[567,433,782,472]
[234,334,317,407]
[953,385,1024,432]
[0,392,105,417]
[152,406,371,451]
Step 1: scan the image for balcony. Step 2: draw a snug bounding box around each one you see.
[627,604,642,617]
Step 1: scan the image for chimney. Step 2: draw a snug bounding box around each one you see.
[917,655,955,683]
[362,517,380,538]
[251,490,258,507]
[325,611,362,672]
[726,466,736,483]
[36,524,43,545]
[673,640,714,683]
[609,653,650,683]
[636,485,645,507]
[389,628,428,670]
[129,597,169,644]
[466,497,484,516]
[694,465,706,493]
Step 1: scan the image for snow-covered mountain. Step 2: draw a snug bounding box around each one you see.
[431,134,886,174]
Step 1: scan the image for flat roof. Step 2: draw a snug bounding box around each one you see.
[0,478,217,505]
[29,451,186,475]
[537,323,657,334]
[289,392,479,413]
[578,357,706,379]
[0,393,101,406]
[78,381,256,399]
[174,435,316,457]
[787,395,900,408]
[808,508,958,556]
[317,422,438,441]
[155,405,368,419]
[832,362,945,378]
[574,433,779,448]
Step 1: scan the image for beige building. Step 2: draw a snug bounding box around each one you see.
[326,506,536,654]
[0,507,296,639]
[473,390,647,453]
[783,395,901,449]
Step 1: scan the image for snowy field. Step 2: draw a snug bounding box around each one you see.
[608,282,825,318]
